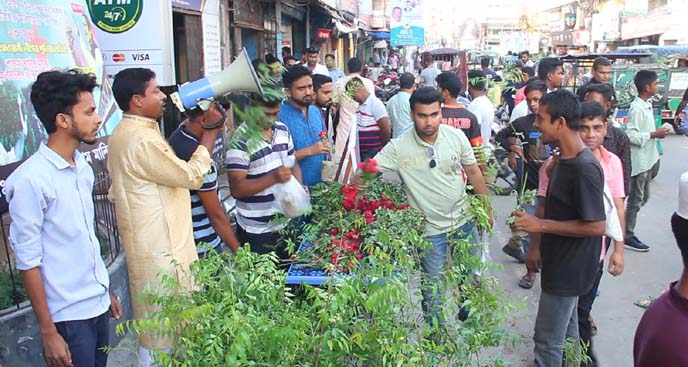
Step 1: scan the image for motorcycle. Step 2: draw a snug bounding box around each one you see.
[375,69,400,103]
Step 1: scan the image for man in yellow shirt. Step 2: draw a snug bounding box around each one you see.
[108,68,222,366]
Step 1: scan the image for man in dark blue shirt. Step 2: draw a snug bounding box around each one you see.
[168,100,241,256]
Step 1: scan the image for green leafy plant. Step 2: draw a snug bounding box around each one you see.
[506,171,537,234]
[0,270,25,309]
[115,179,519,366]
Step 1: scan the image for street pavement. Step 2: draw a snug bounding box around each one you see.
[495,134,687,366]
[108,134,687,367]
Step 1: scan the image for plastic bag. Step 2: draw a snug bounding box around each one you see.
[321,160,338,182]
[473,230,493,282]
[276,176,311,218]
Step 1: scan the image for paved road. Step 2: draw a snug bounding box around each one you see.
[108,135,687,367]
[495,134,688,366]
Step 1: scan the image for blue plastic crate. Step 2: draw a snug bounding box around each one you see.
[285,242,335,285]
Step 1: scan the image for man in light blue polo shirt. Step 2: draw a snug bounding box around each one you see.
[7,70,121,367]
[386,72,416,138]
[369,87,493,323]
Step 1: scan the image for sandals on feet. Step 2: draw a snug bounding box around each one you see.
[518,273,536,289]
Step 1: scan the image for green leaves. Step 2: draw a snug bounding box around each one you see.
[118,180,518,366]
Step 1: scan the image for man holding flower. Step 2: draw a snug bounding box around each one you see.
[358,87,493,323]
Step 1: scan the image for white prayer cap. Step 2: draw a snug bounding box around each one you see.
[678,171,688,220]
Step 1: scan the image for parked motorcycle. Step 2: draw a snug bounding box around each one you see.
[375,69,400,103]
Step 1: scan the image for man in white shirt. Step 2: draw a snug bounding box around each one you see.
[333,58,376,163]
[510,57,564,122]
[467,70,496,146]
[7,70,122,367]
[304,47,329,77]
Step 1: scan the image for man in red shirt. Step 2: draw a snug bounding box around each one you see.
[633,171,688,367]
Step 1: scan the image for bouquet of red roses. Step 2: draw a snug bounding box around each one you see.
[290,176,425,273]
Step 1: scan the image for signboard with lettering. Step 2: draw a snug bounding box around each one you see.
[389,0,424,46]
[86,0,175,85]
[87,0,143,34]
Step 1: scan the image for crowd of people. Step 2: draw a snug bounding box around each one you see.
[6,49,687,367]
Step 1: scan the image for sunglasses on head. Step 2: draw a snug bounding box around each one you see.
[426,146,436,169]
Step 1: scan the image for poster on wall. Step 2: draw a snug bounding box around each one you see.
[389,0,424,46]
[0,0,120,173]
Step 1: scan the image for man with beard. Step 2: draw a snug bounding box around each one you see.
[108,68,222,366]
[359,87,492,324]
[7,70,122,367]
[278,66,329,187]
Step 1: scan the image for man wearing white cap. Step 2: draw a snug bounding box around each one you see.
[633,171,688,367]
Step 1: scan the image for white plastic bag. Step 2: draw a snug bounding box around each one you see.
[473,230,493,282]
[603,182,623,241]
[276,176,311,218]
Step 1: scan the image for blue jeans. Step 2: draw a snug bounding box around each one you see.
[533,292,579,367]
[421,222,477,323]
[54,311,110,367]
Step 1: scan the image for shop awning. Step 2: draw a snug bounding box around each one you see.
[369,31,390,40]
[336,20,358,34]
[374,40,388,48]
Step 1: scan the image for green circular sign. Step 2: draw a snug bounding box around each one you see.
[87,0,143,34]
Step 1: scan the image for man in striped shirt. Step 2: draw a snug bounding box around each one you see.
[347,77,390,160]
[169,100,241,257]
[227,94,303,260]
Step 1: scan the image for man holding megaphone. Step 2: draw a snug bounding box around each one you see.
[108,68,224,366]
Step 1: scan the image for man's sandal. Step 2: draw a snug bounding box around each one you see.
[518,273,536,289]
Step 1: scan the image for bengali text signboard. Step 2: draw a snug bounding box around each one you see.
[389,0,424,46]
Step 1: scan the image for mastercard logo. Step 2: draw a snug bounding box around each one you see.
[112,53,126,62]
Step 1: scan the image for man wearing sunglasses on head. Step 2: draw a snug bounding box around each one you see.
[356,87,493,324]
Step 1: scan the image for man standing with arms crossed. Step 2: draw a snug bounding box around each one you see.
[7,70,122,367]
[108,68,221,366]
[624,70,671,251]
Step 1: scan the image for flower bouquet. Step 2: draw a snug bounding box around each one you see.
[288,160,425,276]
[319,130,338,182]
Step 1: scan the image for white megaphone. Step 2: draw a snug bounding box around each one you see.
[170,48,263,112]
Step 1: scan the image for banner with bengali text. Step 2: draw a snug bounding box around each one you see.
[0,1,121,208]
[389,0,424,46]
